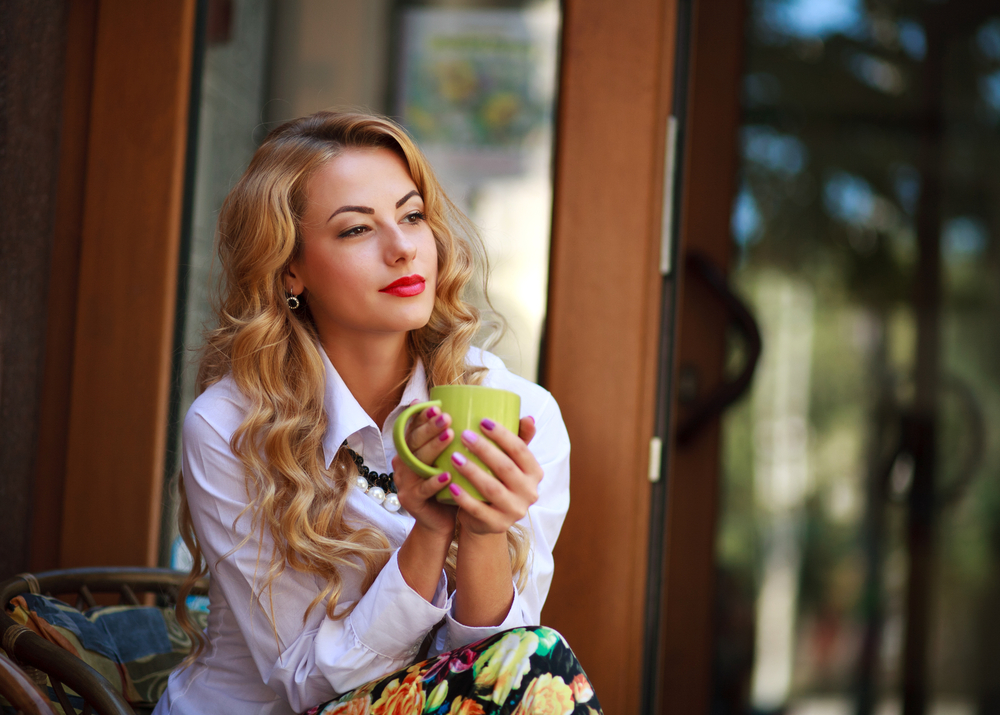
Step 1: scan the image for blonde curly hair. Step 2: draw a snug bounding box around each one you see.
[177,111,529,660]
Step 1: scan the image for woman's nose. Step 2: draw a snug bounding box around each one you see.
[384,224,417,263]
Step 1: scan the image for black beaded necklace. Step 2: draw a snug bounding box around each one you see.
[345,446,397,494]
[344,445,401,513]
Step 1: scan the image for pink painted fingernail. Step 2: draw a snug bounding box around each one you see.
[426,407,439,418]
[435,415,446,428]
[451,452,467,467]
[438,473,450,483]
[438,429,451,442]
[462,430,478,445]
[528,416,535,425]
[449,484,461,496]
[481,418,496,430]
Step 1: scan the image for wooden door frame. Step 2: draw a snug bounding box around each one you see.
[541,0,683,712]
[658,0,748,713]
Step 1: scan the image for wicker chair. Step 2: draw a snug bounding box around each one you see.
[0,568,209,715]
[0,651,58,714]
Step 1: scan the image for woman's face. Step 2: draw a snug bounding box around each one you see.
[287,147,438,345]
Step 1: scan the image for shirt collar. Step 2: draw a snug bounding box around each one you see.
[319,346,429,468]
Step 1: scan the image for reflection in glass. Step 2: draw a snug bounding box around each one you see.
[714,2,1000,715]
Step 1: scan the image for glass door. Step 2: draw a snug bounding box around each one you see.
[709,2,1000,715]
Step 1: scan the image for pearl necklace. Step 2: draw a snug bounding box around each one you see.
[345,446,401,513]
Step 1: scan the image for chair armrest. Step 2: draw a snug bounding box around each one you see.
[1,610,135,715]
[0,651,58,715]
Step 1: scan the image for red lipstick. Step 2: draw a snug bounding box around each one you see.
[380,274,426,297]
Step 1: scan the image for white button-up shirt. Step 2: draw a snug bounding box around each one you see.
[154,347,570,715]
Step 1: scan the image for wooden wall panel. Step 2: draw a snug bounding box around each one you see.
[660,0,747,712]
[0,0,69,577]
[60,0,197,568]
[541,0,679,712]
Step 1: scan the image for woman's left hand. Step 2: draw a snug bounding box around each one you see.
[446,417,541,535]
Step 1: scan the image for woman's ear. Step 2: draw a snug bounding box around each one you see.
[284,263,305,296]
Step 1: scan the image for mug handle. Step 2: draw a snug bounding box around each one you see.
[392,400,443,479]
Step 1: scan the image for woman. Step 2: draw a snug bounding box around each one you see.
[154,111,601,714]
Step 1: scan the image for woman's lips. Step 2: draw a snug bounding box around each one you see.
[380,274,426,297]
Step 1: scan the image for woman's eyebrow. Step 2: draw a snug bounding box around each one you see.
[328,205,374,222]
[396,190,421,208]
[326,191,420,222]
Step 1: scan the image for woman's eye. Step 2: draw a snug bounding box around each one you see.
[402,211,426,224]
[338,225,369,238]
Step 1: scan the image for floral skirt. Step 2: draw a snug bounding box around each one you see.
[306,626,602,715]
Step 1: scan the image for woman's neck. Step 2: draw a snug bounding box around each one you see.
[320,331,412,429]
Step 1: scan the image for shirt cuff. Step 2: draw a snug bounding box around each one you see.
[346,550,449,660]
[440,582,530,653]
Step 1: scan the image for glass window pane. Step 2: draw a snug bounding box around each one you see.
[164,0,561,562]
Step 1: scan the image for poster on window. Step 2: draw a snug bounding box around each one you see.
[396,6,559,181]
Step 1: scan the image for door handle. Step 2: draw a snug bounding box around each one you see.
[675,252,762,445]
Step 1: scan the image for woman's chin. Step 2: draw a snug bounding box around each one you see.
[382,301,436,332]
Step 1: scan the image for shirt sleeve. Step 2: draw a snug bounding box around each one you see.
[436,391,571,652]
[182,406,449,711]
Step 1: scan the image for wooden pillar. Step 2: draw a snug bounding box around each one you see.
[30,0,99,572]
[59,0,198,568]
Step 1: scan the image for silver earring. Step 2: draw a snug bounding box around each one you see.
[287,293,301,310]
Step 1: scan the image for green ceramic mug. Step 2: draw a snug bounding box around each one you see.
[392,385,521,504]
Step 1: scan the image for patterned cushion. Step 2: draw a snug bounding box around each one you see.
[5,593,208,712]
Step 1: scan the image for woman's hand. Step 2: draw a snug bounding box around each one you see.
[446,416,541,535]
[392,405,457,537]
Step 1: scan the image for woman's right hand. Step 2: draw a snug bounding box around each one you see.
[392,405,457,537]
[394,405,459,602]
